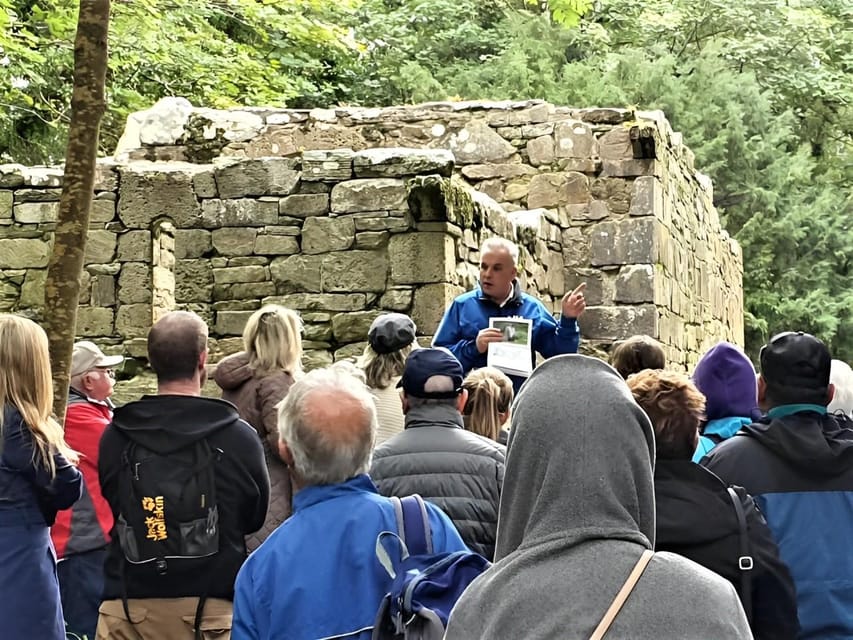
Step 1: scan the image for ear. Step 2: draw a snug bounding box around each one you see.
[198,349,208,370]
[497,409,510,426]
[757,376,767,403]
[278,440,294,467]
[827,383,836,405]
[401,392,411,414]
[456,388,469,413]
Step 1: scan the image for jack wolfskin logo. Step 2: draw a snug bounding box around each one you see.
[142,496,167,541]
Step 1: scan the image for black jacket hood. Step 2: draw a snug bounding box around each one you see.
[741,411,853,475]
[111,395,244,453]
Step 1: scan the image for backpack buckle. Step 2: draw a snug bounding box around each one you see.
[155,559,168,575]
[738,556,753,571]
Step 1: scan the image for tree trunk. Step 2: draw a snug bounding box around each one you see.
[44,0,111,423]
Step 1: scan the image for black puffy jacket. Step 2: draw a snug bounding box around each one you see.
[369,403,505,559]
[655,459,799,640]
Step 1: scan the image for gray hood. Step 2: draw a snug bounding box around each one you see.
[496,354,656,559]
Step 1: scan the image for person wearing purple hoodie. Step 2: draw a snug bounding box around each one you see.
[692,342,760,463]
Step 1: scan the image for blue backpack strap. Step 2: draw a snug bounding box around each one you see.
[399,495,433,556]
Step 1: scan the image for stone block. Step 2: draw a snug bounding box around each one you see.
[118,263,152,304]
[527,136,555,167]
[562,227,590,267]
[447,121,516,164]
[14,201,59,223]
[214,281,277,300]
[92,274,116,307]
[354,216,412,233]
[614,264,655,303]
[579,305,658,341]
[354,231,389,250]
[303,321,332,342]
[14,188,61,202]
[213,265,267,285]
[192,170,218,198]
[214,157,300,198]
[115,304,151,338]
[0,190,12,219]
[214,310,256,336]
[212,228,258,256]
[389,233,455,284]
[334,342,367,362]
[117,231,151,262]
[379,288,413,312]
[628,176,662,217]
[590,177,632,215]
[590,218,657,266]
[0,239,50,268]
[304,349,334,370]
[279,194,329,218]
[330,179,408,214]
[0,164,26,187]
[601,159,659,178]
[19,269,46,307]
[175,259,213,302]
[174,229,212,259]
[322,251,388,293]
[302,216,355,254]
[117,163,205,228]
[412,283,464,334]
[254,234,299,255]
[270,254,323,292]
[77,306,115,336]
[554,121,597,158]
[521,123,554,138]
[331,310,384,343]
[353,148,454,178]
[460,164,536,180]
[264,293,367,312]
[201,198,278,228]
[302,149,354,181]
[90,198,116,223]
[84,230,117,264]
[598,128,634,160]
[527,172,590,209]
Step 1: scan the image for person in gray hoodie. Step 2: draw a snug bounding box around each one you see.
[445,355,752,640]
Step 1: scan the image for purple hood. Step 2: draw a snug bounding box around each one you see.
[692,342,758,421]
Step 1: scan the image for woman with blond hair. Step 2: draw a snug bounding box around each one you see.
[0,314,82,639]
[462,367,514,445]
[215,304,303,550]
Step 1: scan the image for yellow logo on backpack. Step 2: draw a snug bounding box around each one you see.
[142,496,167,542]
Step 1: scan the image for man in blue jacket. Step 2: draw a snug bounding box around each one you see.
[232,363,468,640]
[433,237,586,393]
[702,331,853,639]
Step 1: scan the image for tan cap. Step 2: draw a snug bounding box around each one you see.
[70,341,124,377]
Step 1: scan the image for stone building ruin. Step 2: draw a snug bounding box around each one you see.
[0,98,743,397]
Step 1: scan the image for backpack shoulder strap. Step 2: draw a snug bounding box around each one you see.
[588,549,654,640]
[399,495,433,556]
[726,486,753,624]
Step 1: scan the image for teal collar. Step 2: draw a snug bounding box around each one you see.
[767,404,827,418]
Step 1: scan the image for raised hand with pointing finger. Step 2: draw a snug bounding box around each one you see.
[562,283,587,319]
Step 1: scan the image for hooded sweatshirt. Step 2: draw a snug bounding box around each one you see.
[98,395,269,600]
[445,355,752,640]
[703,408,853,639]
[692,342,759,462]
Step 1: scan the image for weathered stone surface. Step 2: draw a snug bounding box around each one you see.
[628,176,662,217]
[24,167,63,187]
[83,230,117,265]
[379,288,413,312]
[354,231,389,250]
[0,190,12,220]
[302,149,354,181]
[115,304,151,338]
[91,275,116,307]
[302,216,355,254]
[334,342,367,361]
[598,128,634,160]
[353,216,411,233]
[331,310,383,342]
[527,172,589,209]
[527,136,555,167]
[590,177,632,215]
[579,305,657,340]
[175,259,213,302]
[214,281,277,300]
[211,228,257,256]
[615,264,655,303]
[412,283,463,334]
[213,265,267,285]
[446,121,516,164]
[90,198,116,223]
[0,239,50,268]
[201,198,278,228]
[460,164,536,180]
[265,293,367,312]
[13,188,61,202]
[118,263,152,304]
[214,310,256,335]
[601,159,659,178]
[253,234,299,255]
[330,179,408,214]
[19,269,46,307]
[389,233,455,284]
[117,231,151,262]
[14,202,58,223]
[175,229,212,259]
[0,164,26,188]
[279,194,329,218]
[322,251,387,292]
[269,254,323,292]
[353,148,454,178]
[118,163,205,228]
[554,121,597,158]
[303,349,334,370]
[214,157,300,198]
[77,307,115,336]
[590,218,657,266]
[192,170,218,198]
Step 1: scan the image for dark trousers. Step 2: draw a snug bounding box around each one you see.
[58,547,107,640]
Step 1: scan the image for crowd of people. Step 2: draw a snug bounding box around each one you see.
[1,237,852,639]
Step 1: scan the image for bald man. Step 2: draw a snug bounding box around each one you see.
[231,363,467,640]
[97,311,269,640]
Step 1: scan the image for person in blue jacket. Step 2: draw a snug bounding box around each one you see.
[433,237,586,393]
[692,341,761,462]
[232,363,468,640]
[0,314,83,640]
[703,331,853,639]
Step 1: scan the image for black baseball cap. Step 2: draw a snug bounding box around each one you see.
[759,331,831,403]
[398,348,464,399]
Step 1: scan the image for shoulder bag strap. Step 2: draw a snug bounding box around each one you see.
[399,494,432,556]
[588,549,655,640]
[726,487,753,624]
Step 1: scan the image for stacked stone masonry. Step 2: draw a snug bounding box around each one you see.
[0,98,742,397]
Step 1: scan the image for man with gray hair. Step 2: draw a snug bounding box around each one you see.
[433,236,586,393]
[370,348,506,560]
[231,363,467,640]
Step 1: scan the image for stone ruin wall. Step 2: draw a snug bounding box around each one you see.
[0,99,743,397]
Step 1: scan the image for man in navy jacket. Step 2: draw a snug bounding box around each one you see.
[433,237,586,393]
[703,331,853,639]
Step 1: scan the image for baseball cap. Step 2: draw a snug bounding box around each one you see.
[759,331,830,398]
[399,348,464,399]
[368,313,416,355]
[71,341,124,377]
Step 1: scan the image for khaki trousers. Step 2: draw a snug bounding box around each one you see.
[96,597,232,640]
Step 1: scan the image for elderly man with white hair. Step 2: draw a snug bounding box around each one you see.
[231,363,467,640]
[433,236,586,393]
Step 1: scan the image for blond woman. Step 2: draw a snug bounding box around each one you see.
[462,367,513,445]
[0,314,82,640]
[214,304,302,550]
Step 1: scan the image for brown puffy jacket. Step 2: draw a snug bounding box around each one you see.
[214,351,294,551]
